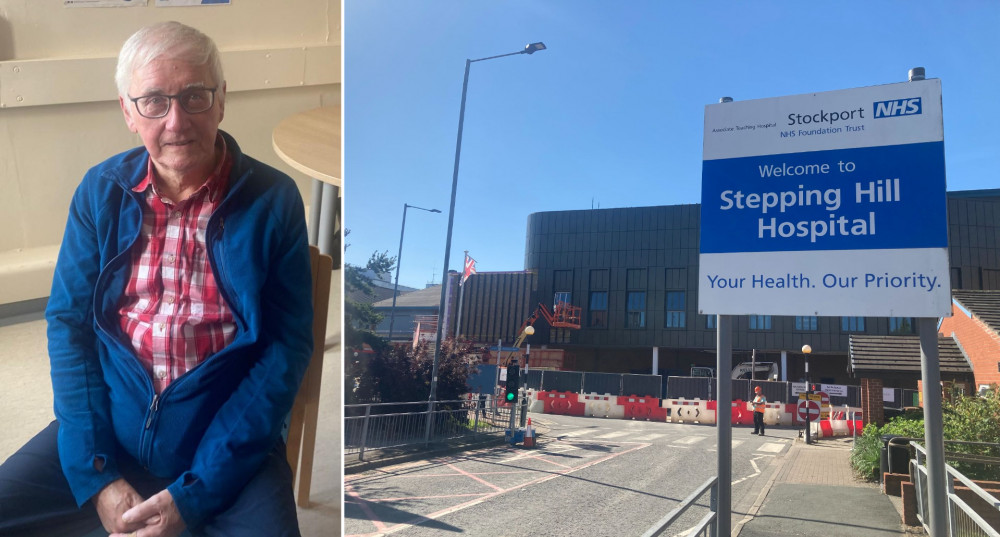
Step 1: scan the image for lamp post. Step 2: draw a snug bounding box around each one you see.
[425,42,547,442]
[388,203,440,341]
[802,344,812,444]
[519,326,535,428]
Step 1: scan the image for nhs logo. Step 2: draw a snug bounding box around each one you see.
[874,97,922,118]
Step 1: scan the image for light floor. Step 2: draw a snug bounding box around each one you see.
[0,270,343,537]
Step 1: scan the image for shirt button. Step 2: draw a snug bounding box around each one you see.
[156,370,167,379]
[157,323,165,331]
[167,255,176,263]
[172,211,181,219]
[165,296,174,304]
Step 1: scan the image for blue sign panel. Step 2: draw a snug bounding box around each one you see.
[699,79,950,317]
[701,142,947,253]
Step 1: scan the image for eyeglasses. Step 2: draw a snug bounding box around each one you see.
[128,87,218,119]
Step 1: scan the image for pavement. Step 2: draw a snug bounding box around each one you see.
[735,433,922,536]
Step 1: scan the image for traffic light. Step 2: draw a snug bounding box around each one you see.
[505,363,520,403]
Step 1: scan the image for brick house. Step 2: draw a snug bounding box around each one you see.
[938,290,1000,392]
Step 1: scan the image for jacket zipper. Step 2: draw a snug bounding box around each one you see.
[145,394,160,429]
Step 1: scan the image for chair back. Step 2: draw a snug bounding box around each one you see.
[286,245,333,507]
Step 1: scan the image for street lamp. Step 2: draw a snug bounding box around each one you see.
[388,203,440,341]
[426,42,547,433]
[802,344,812,444]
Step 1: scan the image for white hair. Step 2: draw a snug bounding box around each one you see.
[115,21,224,98]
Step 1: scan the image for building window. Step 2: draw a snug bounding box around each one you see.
[554,291,571,308]
[706,315,716,329]
[589,291,608,329]
[748,315,771,330]
[841,316,865,332]
[665,291,686,328]
[889,317,914,335]
[795,316,817,331]
[626,291,646,329]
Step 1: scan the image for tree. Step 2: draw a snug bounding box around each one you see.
[344,248,395,353]
[352,339,479,405]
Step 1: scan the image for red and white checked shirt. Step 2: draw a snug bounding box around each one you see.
[119,136,236,394]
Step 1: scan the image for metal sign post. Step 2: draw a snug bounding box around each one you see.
[918,317,947,536]
[715,314,732,537]
[700,71,951,536]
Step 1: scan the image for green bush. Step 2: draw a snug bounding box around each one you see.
[849,385,1000,482]
[943,385,1000,481]
[850,423,883,481]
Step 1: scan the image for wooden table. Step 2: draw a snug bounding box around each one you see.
[272,105,341,261]
[271,106,339,506]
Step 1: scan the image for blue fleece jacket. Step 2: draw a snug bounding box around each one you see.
[45,131,313,528]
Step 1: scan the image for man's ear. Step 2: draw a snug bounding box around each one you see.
[217,81,226,124]
[120,96,137,133]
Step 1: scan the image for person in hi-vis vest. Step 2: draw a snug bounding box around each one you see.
[752,386,767,436]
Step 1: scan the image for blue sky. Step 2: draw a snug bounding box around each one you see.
[345,1,999,290]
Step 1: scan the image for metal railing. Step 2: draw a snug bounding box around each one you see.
[344,396,510,461]
[641,477,718,537]
[911,441,1000,537]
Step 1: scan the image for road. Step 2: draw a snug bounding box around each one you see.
[345,413,798,536]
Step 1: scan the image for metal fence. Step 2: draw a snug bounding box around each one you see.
[467,367,665,398]
[471,367,922,408]
[344,397,510,461]
[664,376,864,406]
[472,365,919,409]
[641,477,718,537]
[911,441,1000,537]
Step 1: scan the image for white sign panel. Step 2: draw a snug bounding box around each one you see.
[821,384,848,397]
[791,382,807,396]
[883,388,896,403]
[699,80,950,316]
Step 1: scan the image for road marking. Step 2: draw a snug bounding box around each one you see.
[358,492,488,503]
[392,469,535,479]
[346,440,651,537]
[757,442,785,453]
[446,463,505,491]
[345,483,389,533]
[541,444,580,454]
[731,456,764,486]
[707,439,744,452]
[631,433,667,441]
[673,435,707,445]
[595,431,631,439]
[560,429,593,437]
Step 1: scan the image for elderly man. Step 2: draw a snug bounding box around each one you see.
[0,22,312,537]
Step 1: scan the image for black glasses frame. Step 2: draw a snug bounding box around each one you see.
[128,87,218,119]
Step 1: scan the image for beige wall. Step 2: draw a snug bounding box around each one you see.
[0,1,341,305]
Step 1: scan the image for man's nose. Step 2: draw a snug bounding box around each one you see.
[162,99,189,129]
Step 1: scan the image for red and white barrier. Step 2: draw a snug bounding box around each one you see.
[581,393,624,419]
[619,395,668,421]
[539,391,585,416]
[664,398,714,424]
[810,407,863,438]
[526,390,860,433]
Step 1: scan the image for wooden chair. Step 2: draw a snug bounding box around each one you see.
[285,245,333,507]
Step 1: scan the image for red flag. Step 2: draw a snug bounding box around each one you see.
[461,254,476,286]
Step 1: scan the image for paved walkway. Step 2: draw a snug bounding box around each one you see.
[735,435,921,536]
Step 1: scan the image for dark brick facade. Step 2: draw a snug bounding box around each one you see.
[518,190,1000,378]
